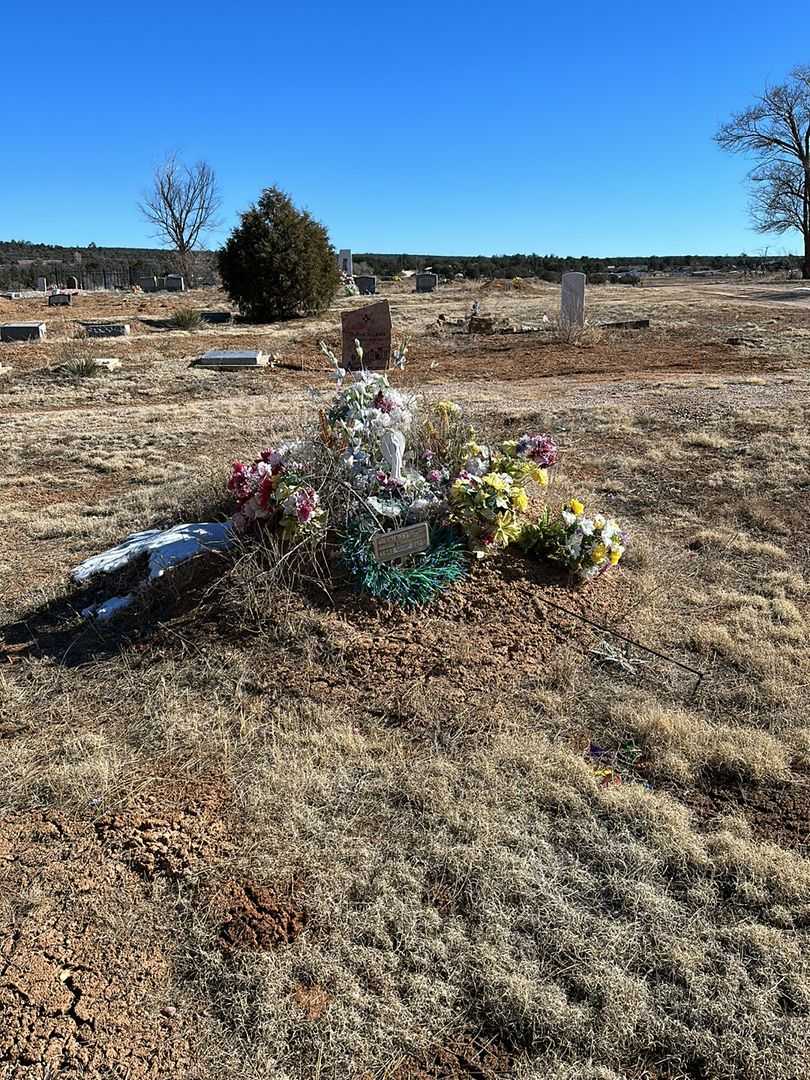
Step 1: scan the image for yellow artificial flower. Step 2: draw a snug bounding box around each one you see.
[569,498,585,515]
[591,542,607,564]
[610,548,622,565]
[532,466,549,487]
[484,473,508,492]
[513,487,529,512]
[435,400,460,415]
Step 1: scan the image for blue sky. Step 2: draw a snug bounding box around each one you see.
[1,1,806,256]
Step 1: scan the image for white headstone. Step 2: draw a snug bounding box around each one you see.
[36,276,47,292]
[380,429,406,482]
[561,272,586,330]
[338,249,353,276]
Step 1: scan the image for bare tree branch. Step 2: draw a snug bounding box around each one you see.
[139,154,222,285]
[716,66,810,277]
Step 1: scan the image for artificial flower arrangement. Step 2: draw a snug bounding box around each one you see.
[226,343,626,603]
[520,498,626,581]
[228,447,324,539]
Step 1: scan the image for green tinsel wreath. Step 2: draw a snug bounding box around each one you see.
[340,519,468,607]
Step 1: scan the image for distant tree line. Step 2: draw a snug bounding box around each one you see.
[354,252,801,281]
[0,239,800,292]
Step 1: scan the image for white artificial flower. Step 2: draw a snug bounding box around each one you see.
[580,518,595,536]
[367,496,402,518]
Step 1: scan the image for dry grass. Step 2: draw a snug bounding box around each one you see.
[1,281,809,1079]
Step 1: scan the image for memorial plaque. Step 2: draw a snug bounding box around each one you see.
[341,300,392,370]
[193,349,268,369]
[372,522,430,563]
[82,322,130,338]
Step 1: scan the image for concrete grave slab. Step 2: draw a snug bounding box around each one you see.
[94,358,123,371]
[341,300,392,370]
[1,322,46,343]
[199,310,233,324]
[48,292,72,306]
[81,322,131,338]
[193,350,269,370]
[601,318,650,330]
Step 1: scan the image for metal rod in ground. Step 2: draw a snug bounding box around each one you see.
[533,594,705,695]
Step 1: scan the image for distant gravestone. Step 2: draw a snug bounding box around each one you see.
[561,272,586,330]
[36,276,47,292]
[1,322,46,342]
[338,249,353,276]
[66,275,79,290]
[82,322,130,338]
[48,292,72,307]
[415,272,438,293]
[354,275,377,295]
[165,274,185,292]
[193,350,269,370]
[138,275,158,293]
[199,310,233,324]
[341,300,392,370]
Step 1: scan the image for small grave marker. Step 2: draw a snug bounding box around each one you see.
[138,275,158,293]
[66,275,79,290]
[1,322,46,342]
[561,272,586,330]
[94,358,122,371]
[48,292,72,307]
[36,276,47,292]
[193,349,269,369]
[372,522,430,564]
[82,322,130,338]
[165,274,186,292]
[199,310,233,324]
[341,300,392,370]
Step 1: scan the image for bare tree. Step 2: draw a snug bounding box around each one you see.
[139,154,221,286]
[716,66,810,278]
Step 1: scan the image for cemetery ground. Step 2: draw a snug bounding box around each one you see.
[1,277,809,1079]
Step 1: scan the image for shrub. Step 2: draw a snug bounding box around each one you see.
[171,306,202,331]
[56,332,98,379]
[218,186,340,321]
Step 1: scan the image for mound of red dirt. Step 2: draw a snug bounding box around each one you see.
[212,880,306,954]
[95,786,230,881]
[0,809,210,1078]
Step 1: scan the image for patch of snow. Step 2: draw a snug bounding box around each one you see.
[81,594,135,622]
[71,522,235,585]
